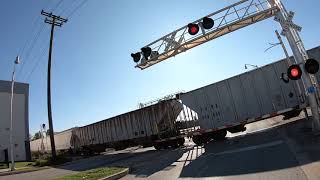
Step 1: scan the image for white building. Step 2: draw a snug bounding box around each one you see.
[0,80,30,162]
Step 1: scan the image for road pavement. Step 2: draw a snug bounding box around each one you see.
[1,112,319,180]
[117,114,320,179]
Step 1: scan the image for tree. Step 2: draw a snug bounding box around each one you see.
[32,131,42,140]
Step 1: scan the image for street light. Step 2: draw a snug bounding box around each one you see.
[244,64,258,69]
[10,56,20,171]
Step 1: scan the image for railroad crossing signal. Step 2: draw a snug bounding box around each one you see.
[287,64,302,80]
[187,17,214,35]
[130,0,320,132]
[285,59,319,81]
[188,23,199,35]
[304,58,319,74]
[141,47,152,60]
[202,17,214,29]
[131,52,141,63]
[274,11,302,35]
[131,0,280,69]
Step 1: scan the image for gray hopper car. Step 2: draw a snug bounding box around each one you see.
[73,99,184,153]
[31,99,184,154]
[30,128,78,153]
[159,46,320,146]
[31,46,320,152]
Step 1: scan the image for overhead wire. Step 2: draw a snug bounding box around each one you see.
[59,1,79,16]
[18,0,65,81]
[65,0,88,18]
[51,0,64,12]
[17,24,46,79]
[25,43,49,82]
[22,0,89,82]
[18,17,41,58]
[18,0,52,57]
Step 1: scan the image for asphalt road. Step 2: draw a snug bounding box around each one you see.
[117,115,317,180]
[119,133,307,179]
[1,113,319,180]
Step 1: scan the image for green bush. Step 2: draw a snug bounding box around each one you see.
[34,155,71,167]
[34,159,49,167]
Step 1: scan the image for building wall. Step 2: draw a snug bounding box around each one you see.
[0,80,30,162]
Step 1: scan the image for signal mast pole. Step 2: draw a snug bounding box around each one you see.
[268,0,320,132]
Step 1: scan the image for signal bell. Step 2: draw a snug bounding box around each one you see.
[287,64,302,80]
[202,17,214,29]
[188,23,199,35]
[304,58,319,74]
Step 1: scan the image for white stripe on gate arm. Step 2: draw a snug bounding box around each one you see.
[201,140,284,158]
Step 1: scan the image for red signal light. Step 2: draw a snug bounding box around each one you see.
[188,23,199,35]
[287,64,302,80]
[291,68,299,77]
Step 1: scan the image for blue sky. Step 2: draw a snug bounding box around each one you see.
[1,0,319,135]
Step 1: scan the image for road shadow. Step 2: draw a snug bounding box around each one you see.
[110,147,191,178]
[53,118,320,178]
[179,118,320,178]
[54,146,190,178]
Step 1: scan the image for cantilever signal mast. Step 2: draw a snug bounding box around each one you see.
[131,0,320,132]
[41,10,67,160]
[132,0,279,69]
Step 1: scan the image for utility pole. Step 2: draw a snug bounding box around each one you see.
[41,10,67,160]
[10,56,20,171]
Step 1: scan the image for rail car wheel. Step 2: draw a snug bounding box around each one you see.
[177,138,185,147]
[192,135,204,146]
[212,130,227,141]
[154,143,163,150]
[171,143,178,149]
[170,140,179,149]
[162,142,170,149]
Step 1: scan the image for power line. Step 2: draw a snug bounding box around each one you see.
[59,1,78,15]
[51,0,64,12]
[19,0,87,82]
[17,24,46,78]
[18,0,52,56]
[25,43,49,82]
[66,0,88,18]
[18,17,41,56]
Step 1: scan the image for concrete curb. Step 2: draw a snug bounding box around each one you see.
[98,168,129,180]
[0,166,49,176]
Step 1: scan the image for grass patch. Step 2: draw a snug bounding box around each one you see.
[54,167,126,180]
[33,154,71,167]
[0,161,34,169]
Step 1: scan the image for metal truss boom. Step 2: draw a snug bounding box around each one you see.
[135,0,279,69]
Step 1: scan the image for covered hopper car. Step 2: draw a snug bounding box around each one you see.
[31,46,320,152]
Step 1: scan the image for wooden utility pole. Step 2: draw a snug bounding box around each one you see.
[41,10,67,161]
